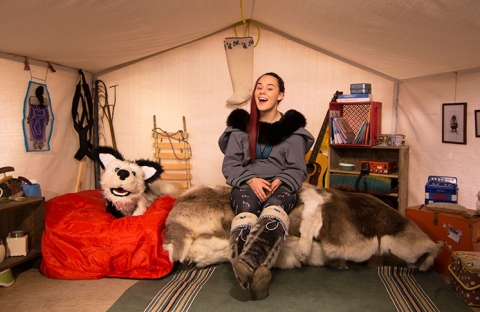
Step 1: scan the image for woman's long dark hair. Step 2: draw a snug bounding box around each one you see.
[35,86,45,107]
[248,72,285,161]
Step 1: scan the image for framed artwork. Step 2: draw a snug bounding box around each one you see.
[442,102,466,144]
[475,110,480,138]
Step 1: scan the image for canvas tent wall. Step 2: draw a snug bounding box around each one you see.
[0,0,479,209]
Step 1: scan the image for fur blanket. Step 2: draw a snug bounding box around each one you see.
[163,184,440,270]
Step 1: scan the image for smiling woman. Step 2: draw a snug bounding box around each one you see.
[218,72,314,300]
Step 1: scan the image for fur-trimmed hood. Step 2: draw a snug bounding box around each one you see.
[226,109,308,146]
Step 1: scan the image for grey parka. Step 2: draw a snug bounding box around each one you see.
[218,109,314,192]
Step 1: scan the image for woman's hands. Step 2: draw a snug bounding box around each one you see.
[246,178,282,202]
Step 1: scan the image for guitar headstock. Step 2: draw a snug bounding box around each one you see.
[331,90,343,102]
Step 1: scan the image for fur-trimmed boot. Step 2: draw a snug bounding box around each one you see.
[224,37,254,107]
[232,206,290,300]
[230,212,259,289]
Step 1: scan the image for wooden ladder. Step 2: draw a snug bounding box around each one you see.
[152,116,192,194]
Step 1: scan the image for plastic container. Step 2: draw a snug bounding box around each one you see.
[0,269,15,287]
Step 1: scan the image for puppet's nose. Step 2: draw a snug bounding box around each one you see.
[117,169,130,180]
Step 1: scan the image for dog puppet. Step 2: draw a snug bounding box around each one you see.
[163,184,440,270]
[93,146,176,218]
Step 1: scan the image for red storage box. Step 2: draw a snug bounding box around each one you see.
[405,205,480,276]
[449,251,480,306]
[329,101,382,146]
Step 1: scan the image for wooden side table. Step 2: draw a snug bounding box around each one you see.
[0,197,45,271]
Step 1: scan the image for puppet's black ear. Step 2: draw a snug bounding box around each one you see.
[92,146,124,169]
[136,159,163,184]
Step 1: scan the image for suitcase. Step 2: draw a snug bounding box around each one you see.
[449,251,480,306]
[405,205,480,275]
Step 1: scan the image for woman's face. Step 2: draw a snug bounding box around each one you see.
[254,75,284,113]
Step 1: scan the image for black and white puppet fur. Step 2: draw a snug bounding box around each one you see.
[93,146,177,218]
[163,183,440,271]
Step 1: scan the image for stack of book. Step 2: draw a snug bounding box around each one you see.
[330,116,370,145]
[336,93,373,102]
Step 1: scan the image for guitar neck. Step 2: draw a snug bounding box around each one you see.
[308,111,329,164]
[307,92,342,164]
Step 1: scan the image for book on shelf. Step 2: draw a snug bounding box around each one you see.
[336,93,373,102]
[352,120,371,144]
[353,121,367,144]
[329,110,342,144]
[330,117,343,144]
[330,117,372,145]
[330,116,359,144]
[334,117,356,143]
[363,121,370,144]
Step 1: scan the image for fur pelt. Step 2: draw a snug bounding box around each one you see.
[93,146,177,218]
[163,184,440,270]
[226,108,307,145]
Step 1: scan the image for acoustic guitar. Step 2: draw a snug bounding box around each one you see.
[306,113,329,187]
[305,91,343,187]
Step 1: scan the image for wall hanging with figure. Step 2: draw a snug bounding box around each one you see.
[22,81,54,152]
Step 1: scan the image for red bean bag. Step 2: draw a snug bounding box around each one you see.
[40,189,175,279]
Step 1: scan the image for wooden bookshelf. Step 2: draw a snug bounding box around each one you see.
[328,145,409,215]
[0,197,45,271]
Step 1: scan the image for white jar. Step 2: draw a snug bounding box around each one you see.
[0,240,5,263]
[6,231,28,257]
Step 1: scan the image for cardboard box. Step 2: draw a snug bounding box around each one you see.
[449,251,480,306]
[425,176,458,204]
[350,83,371,94]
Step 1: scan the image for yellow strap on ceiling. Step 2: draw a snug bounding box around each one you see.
[233,0,260,47]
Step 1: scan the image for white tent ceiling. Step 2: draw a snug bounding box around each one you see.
[1,0,480,79]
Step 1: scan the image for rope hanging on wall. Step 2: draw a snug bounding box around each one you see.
[23,57,56,83]
[95,80,118,149]
[152,116,192,191]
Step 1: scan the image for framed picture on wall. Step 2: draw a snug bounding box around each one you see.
[475,110,480,138]
[442,102,467,144]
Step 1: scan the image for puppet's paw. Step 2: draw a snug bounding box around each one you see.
[132,206,147,216]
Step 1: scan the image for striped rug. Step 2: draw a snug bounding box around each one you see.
[144,264,216,312]
[379,266,440,312]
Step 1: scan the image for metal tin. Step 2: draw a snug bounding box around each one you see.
[350,83,372,94]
